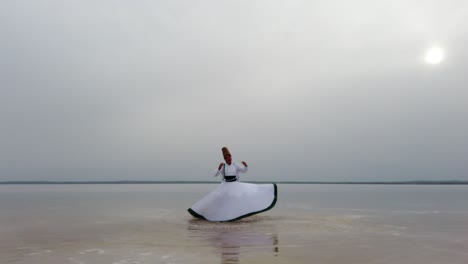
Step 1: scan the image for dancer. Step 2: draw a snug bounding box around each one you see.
[214,147,248,182]
[188,147,277,222]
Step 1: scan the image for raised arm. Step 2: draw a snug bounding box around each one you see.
[214,163,224,177]
[236,161,249,173]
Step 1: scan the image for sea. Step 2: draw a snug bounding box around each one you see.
[1,183,467,264]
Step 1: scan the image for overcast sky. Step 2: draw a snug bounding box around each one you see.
[1,0,467,182]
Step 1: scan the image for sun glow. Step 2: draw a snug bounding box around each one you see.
[425,47,444,65]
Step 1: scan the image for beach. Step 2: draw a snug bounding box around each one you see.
[1,184,467,264]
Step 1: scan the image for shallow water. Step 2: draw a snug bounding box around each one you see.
[1,184,467,263]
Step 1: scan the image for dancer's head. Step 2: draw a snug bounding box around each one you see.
[222,147,232,165]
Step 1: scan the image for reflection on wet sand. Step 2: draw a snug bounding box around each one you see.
[187,216,279,264]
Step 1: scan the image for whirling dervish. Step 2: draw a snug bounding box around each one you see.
[188,147,277,222]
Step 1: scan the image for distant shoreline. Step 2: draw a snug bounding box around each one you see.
[1,181,468,185]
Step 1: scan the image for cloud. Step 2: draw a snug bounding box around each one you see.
[1,0,467,181]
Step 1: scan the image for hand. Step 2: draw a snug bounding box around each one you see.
[241,161,248,167]
[218,163,224,170]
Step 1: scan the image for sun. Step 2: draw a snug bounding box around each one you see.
[425,46,444,65]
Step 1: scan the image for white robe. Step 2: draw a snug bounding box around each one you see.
[213,162,248,181]
[188,163,278,222]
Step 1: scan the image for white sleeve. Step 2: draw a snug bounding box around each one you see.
[235,163,248,173]
[214,164,224,177]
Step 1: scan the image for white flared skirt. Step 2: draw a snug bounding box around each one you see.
[188,182,277,222]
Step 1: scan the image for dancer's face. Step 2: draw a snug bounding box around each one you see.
[224,154,232,165]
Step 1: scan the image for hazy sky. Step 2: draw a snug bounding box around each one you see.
[1,0,467,182]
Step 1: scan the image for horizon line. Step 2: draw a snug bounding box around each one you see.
[1,180,468,185]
